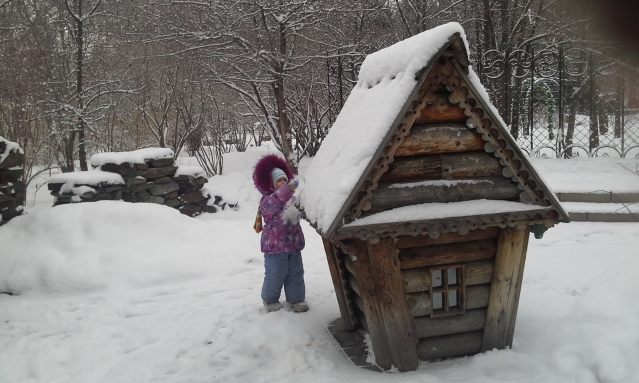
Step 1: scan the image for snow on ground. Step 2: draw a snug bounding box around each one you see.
[529,157,639,194]
[2,148,639,383]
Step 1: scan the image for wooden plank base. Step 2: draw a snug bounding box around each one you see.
[327,318,383,372]
[413,308,487,338]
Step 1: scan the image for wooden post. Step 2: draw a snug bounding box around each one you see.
[342,239,395,370]
[505,228,530,347]
[481,226,530,351]
[322,238,356,330]
[367,238,420,371]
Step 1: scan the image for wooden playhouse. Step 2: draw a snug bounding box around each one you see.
[300,23,568,372]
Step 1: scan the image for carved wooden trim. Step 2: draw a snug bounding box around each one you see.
[343,60,457,225]
[335,209,555,241]
[444,62,566,218]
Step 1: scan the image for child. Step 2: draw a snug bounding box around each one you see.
[253,154,308,313]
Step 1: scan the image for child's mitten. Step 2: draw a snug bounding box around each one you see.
[288,179,299,191]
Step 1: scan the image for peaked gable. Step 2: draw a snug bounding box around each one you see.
[301,23,567,239]
[301,23,469,236]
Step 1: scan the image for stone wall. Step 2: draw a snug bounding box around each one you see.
[0,137,26,225]
[48,151,232,217]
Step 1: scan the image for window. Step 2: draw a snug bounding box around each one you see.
[429,264,465,318]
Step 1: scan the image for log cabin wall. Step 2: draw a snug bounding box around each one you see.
[360,83,522,218]
[395,227,498,361]
[336,225,530,362]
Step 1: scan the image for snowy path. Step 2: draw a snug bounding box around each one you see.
[1,201,638,383]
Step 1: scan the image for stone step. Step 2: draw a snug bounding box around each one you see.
[563,202,639,222]
[557,192,639,204]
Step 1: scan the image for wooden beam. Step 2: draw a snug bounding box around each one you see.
[465,260,495,285]
[441,151,502,179]
[396,227,500,249]
[323,239,357,330]
[413,308,486,338]
[481,227,529,351]
[344,239,394,370]
[408,284,491,316]
[366,238,420,371]
[395,123,485,156]
[368,177,520,214]
[379,154,441,183]
[402,260,494,293]
[399,239,497,269]
[379,151,502,184]
[505,229,530,347]
[416,331,483,361]
[466,284,491,310]
[414,93,468,124]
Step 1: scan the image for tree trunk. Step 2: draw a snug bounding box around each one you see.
[76,0,87,171]
[273,20,295,171]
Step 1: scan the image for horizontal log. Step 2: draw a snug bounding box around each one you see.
[402,260,494,293]
[399,239,497,269]
[407,291,431,317]
[379,155,441,183]
[441,151,502,179]
[413,309,486,338]
[466,260,494,285]
[396,226,500,249]
[368,177,520,214]
[395,123,484,157]
[407,284,491,316]
[416,331,483,361]
[466,284,491,309]
[379,152,502,184]
[414,93,468,124]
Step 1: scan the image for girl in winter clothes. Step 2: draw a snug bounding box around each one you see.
[253,154,308,313]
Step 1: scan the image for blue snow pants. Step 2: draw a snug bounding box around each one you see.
[261,252,305,304]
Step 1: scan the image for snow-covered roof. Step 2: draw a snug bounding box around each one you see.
[90,148,173,167]
[300,22,468,235]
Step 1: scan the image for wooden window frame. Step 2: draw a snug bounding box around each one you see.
[429,264,466,318]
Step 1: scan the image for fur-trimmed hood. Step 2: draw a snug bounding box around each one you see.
[253,154,294,196]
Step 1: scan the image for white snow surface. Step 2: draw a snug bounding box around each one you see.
[300,23,467,234]
[175,165,206,178]
[529,157,639,194]
[345,199,547,227]
[0,135,23,165]
[1,147,639,382]
[90,148,173,167]
[48,170,125,187]
[389,178,488,189]
[562,201,639,214]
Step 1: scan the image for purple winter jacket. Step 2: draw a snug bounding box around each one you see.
[259,183,305,254]
[253,154,305,254]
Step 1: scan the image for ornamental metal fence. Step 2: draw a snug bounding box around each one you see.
[327,43,639,159]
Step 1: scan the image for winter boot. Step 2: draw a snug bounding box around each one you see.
[292,301,309,313]
[264,301,282,312]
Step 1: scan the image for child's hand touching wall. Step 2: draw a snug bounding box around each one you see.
[288,179,299,191]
